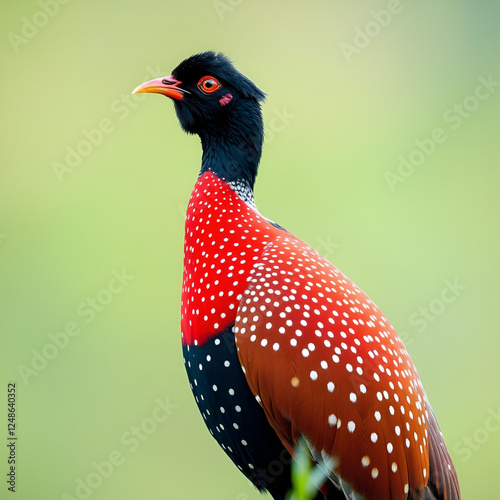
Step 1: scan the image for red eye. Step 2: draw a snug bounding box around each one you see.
[197,76,221,94]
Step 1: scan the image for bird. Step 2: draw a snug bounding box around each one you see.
[132,52,460,500]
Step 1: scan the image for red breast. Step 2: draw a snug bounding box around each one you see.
[181,171,282,346]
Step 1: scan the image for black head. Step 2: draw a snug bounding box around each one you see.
[133,51,265,135]
[133,52,266,188]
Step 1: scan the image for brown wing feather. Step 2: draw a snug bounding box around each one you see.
[424,407,460,499]
[235,234,439,500]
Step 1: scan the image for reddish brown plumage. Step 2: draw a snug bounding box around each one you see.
[179,170,458,499]
[235,235,430,499]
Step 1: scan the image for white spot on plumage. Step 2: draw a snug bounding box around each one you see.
[183,174,432,500]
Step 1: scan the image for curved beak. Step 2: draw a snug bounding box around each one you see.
[131,75,188,100]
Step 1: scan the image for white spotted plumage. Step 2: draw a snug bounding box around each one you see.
[179,170,453,499]
[234,234,430,499]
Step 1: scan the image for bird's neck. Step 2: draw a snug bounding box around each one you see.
[199,103,264,192]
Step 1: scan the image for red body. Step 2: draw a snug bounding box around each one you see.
[181,171,457,499]
[181,171,283,347]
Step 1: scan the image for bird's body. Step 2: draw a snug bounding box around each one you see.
[133,52,460,500]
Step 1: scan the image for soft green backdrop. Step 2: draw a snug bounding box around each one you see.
[1,1,499,499]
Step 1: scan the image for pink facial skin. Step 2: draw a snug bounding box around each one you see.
[219,93,233,106]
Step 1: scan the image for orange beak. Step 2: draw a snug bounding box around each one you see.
[131,75,187,100]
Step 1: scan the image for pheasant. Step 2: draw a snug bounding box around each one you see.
[132,51,460,500]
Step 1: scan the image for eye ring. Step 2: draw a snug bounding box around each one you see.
[197,76,221,94]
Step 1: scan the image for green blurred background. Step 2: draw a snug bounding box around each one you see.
[1,1,499,498]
